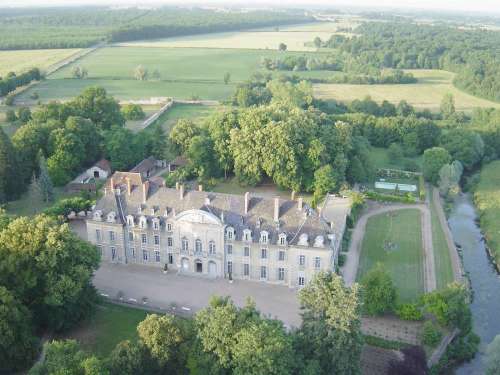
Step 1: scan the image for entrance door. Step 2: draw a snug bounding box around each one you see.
[195,260,203,273]
[181,258,189,271]
[208,261,217,277]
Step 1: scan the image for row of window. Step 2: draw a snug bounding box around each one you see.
[226,263,305,285]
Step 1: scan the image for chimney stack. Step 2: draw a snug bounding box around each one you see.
[126,177,132,196]
[180,184,184,200]
[291,190,296,201]
[244,192,250,214]
[330,221,335,230]
[297,196,303,211]
[142,181,149,204]
[274,196,280,222]
[198,184,203,192]
[110,177,115,193]
[175,181,180,190]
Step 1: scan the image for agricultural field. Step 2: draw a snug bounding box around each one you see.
[313,69,500,111]
[474,161,500,266]
[0,49,81,76]
[17,47,334,103]
[357,209,424,302]
[63,302,149,358]
[117,22,346,51]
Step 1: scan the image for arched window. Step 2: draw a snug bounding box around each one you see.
[243,229,252,242]
[209,241,216,255]
[140,216,147,229]
[195,239,203,254]
[182,237,189,251]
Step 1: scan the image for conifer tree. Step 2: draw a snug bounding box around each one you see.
[37,151,54,203]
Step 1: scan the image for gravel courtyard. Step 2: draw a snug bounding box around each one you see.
[94,262,302,327]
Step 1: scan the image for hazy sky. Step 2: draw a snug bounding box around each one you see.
[2,0,500,15]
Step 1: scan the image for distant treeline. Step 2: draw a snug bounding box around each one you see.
[320,22,500,102]
[0,6,312,50]
[0,68,40,97]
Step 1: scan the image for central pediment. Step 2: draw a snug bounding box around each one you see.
[174,209,222,225]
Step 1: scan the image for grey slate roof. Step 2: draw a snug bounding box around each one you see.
[94,173,336,248]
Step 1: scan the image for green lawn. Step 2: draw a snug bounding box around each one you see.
[429,187,454,289]
[474,161,500,266]
[5,187,78,217]
[64,302,150,358]
[368,147,423,171]
[357,209,424,302]
[153,103,221,133]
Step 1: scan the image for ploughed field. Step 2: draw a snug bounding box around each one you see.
[357,208,424,302]
[313,69,500,111]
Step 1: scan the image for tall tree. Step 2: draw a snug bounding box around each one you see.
[360,263,397,316]
[207,109,239,179]
[297,272,363,375]
[440,93,455,119]
[0,215,100,331]
[169,119,200,155]
[0,127,21,202]
[37,151,54,203]
[0,286,38,373]
[137,314,184,367]
[108,340,145,375]
[71,86,125,130]
[423,147,451,185]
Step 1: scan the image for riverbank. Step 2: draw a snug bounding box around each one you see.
[472,160,500,270]
[449,194,500,374]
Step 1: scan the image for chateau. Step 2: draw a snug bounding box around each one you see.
[86,172,345,288]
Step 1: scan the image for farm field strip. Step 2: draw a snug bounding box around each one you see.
[116,22,343,51]
[313,69,500,111]
[0,48,81,76]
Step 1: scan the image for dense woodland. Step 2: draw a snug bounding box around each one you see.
[0,7,311,50]
[322,22,500,102]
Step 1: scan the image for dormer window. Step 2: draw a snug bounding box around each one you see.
[314,235,325,248]
[260,231,268,244]
[243,229,252,242]
[93,210,103,221]
[152,218,160,231]
[167,222,172,231]
[139,216,147,229]
[279,233,287,246]
[226,227,234,240]
[126,215,134,227]
[298,233,309,246]
[107,211,116,223]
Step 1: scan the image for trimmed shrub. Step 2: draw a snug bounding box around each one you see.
[421,321,443,347]
[396,303,424,321]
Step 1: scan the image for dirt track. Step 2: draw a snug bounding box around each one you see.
[342,202,436,293]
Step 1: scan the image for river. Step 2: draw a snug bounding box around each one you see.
[448,194,500,374]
